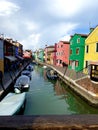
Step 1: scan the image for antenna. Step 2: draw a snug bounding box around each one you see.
[89,21,91,29]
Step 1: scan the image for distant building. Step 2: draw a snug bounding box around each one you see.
[23,50,32,59]
[38,49,44,62]
[44,45,55,64]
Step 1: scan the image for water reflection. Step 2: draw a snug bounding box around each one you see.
[23,65,98,115]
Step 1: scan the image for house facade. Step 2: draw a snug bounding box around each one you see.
[44,45,55,64]
[69,33,88,71]
[38,49,44,62]
[84,26,98,81]
[84,26,98,67]
[56,41,70,67]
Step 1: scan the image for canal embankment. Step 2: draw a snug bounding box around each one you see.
[38,61,98,107]
[1,62,98,130]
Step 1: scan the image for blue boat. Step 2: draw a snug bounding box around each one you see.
[26,64,33,71]
[14,75,30,94]
[21,70,32,80]
[46,69,58,80]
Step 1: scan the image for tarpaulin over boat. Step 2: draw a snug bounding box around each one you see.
[5,56,17,62]
[16,55,24,60]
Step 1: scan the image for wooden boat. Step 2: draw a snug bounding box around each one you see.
[26,64,33,71]
[0,92,26,115]
[46,69,58,80]
[14,75,30,94]
[21,70,32,80]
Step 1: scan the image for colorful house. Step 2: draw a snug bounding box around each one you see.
[0,38,4,73]
[84,26,98,81]
[44,45,55,64]
[69,33,88,71]
[84,26,98,67]
[50,43,57,65]
[38,49,44,62]
[56,41,70,67]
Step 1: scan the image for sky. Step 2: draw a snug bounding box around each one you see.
[0,0,98,51]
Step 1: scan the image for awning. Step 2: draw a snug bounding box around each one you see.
[16,55,24,60]
[5,56,17,62]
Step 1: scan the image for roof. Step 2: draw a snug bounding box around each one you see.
[59,41,70,44]
[75,33,88,37]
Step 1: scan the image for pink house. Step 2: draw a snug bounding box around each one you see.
[56,41,70,67]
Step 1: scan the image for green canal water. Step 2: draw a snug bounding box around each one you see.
[23,65,98,115]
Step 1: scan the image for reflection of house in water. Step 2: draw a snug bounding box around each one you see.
[54,80,67,96]
[43,69,47,80]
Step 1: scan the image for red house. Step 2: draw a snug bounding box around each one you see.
[56,41,70,67]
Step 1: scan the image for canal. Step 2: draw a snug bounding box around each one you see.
[23,65,98,115]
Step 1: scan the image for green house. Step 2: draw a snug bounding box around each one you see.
[38,49,44,62]
[68,33,88,72]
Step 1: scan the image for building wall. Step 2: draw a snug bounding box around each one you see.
[44,46,55,64]
[84,26,98,67]
[0,39,4,73]
[69,34,87,71]
[38,50,44,62]
[56,41,69,67]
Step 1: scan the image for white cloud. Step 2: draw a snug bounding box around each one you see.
[24,21,38,31]
[21,33,41,50]
[59,35,71,41]
[46,0,83,18]
[0,0,98,50]
[0,0,20,16]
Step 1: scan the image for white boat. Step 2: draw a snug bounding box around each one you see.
[14,75,30,94]
[0,92,26,115]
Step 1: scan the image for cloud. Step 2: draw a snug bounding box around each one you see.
[21,33,41,50]
[0,0,20,16]
[0,0,98,51]
[46,0,83,18]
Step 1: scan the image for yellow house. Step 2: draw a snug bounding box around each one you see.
[84,26,98,68]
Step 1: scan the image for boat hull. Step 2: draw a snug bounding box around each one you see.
[0,92,26,115]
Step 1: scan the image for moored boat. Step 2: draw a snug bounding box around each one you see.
[14,75,30,93]
[21,70,32,80]
[46,69,58,80]
[0,92,26,115]
[26,64,33,71]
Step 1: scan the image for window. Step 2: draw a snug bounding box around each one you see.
[77,38,80,43]
[76,48,79,54]
[69,60,72,66]
[61,45,63,48]
[85,61,88,68]
[60,60,62,64]
[70,49,72,54]
[86,45,89,53]
[70,40,73,45]
[75,61,79,67]
[96,43,98,52]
